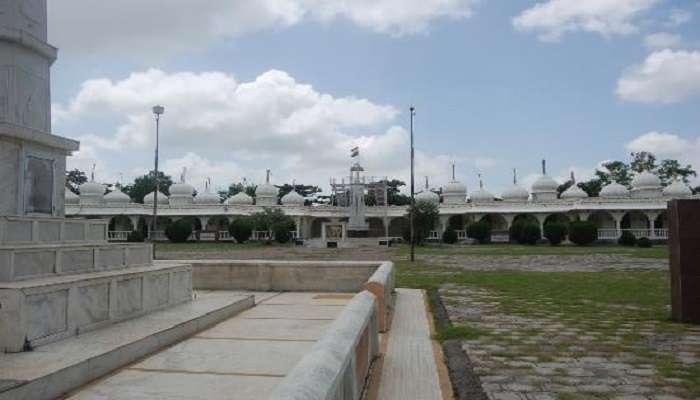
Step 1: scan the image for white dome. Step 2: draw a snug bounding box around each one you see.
[79,181,104,196]
[282,190,305,206]
[226,191,253,205]
[443,180,467,195]
[632,171,662,190]
[470,188,495,203]
[416,190,440,205]
[104,187,131,204]
[560,184,588,200]
[532,175,559,192]
[169,182,195,196]
[144,191,169,205]
[65,190,79,205]
[501,184,529,202]
[663,180,692,198]
[256,182,278,197]
[600,182,629,198]
[194,190,220,205]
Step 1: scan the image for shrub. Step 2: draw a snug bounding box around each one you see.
[509,221,527,243]
[273,219,295,244]
[442,226,458,244]
[164,219,193,243]
[467,221,491,244]
[520,223,541,245]
[568,221,597,246]
[543,223,567,246]
[228,217,253,243]
[126,230,145,242]
[637,237,653,248]
[618,231,637,246]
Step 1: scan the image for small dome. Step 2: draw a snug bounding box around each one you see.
[282,190,305,206]
[144,191,169,205]
[532,175,559,193]
[663,180,692,197]
[169,182,195,197]
[226,191,253,205]
[501,184,529,202]
[443,180,467,195]
[104,187,131,204]
[416,190,440,205]
[79,181,105,196]
[194,190,220,205]
[65,190,79,205]
[470,188,495,203]
[560,184,588,200]
[256,182,278,197]
[632,171,662,190]
[600,182,629,198]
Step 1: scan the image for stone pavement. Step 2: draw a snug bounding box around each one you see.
[440,285,700,400]
[68,291,354,400]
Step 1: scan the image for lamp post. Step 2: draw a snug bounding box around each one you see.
[151,105,164,258]
[409,106,416,262]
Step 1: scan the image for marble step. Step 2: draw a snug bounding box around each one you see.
[0,242,153,282]
[0,216,108,246]
[0,291,255,400]
[0,262,192,353]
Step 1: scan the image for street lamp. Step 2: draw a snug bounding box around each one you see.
[151,105,164,258]
[409,106,416,262]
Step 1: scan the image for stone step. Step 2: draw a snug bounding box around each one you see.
[0,291,254,400]
[0,216,108,246]
[0,242,153,282]
[0,262,192,352]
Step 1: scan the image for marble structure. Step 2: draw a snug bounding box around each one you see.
[0,0,192,354]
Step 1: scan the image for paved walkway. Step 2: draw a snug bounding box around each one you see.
[377,288,447,400]
[69,291,354,400]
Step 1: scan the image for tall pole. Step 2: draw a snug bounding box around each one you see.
[409,106,416,262]
[151,105,164,258]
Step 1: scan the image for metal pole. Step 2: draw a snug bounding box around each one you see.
[409,106,415,262]
[151,106,163,258]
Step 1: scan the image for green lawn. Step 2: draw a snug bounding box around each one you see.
[153,241,293,252]
[398,243,669,259]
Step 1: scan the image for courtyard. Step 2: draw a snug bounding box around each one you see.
[156,241,696,400]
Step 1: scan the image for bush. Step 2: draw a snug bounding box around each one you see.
[568,221,597,246]
[228,217,253,243]
[509,221,527,243]
[618,231,637,246]
[543,223,567,246]
[442,226,458,244]
[637,237,653,248]
[164,219,193,243]
[126,230,145,242]
[520,224,541,245]
[272,219,295,244]
[467,221,491,244]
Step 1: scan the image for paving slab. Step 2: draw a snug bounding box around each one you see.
[239,303,345,320]
[377,288,445,400]
[199,317,332,341]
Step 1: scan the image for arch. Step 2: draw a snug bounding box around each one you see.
[367,218,385,237]
[479,214,508,231]
[654,211,667,230]
[512,214,538,225]
[544,213,570,226]
[588,211,615,230]
[447,215,465,230]
[388,217,409,237]
[108,215,134,231]
[311,218,330,238]
[621,211,650,230]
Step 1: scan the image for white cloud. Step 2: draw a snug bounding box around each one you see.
[669,8,692,26]
[625,131,700,183]
[57,68,475,192]
[644,32,683,50]
[512,0,661,42]
[49,0,477,60]
[616,50,700,104]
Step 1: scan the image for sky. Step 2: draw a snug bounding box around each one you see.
[48,0,700,196]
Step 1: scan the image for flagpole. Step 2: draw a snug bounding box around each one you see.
[409,106,415,263]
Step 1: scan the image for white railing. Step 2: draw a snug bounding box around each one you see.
[456,230,467,240]
[108,231,130,241]
[427,230,441,240]
[251,230,298,241]
[597,228,668,240]
[219,231,232,241]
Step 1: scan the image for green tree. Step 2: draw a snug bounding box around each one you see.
[276,183,321,200]
[657,159,696,185]
[630,151,657,173]
[122,171,174,203]
[409,200,439,245]
[219,181,257,202]
[65,169,88,194]
[251,208,295,243]
[379,179,411,206]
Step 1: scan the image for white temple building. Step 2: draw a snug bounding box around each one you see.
[65,162,697,243]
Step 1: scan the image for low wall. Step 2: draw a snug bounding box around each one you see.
[270,291,379,400]
[365,261,395,332]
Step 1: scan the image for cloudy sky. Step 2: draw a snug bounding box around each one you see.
[48,0,700,195]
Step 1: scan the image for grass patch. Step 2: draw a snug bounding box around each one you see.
[398,243,668,259]
[154,241,291,252]
[437,325,486,342]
